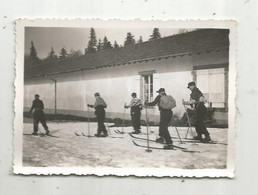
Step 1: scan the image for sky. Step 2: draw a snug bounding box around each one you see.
[25,27,187,59]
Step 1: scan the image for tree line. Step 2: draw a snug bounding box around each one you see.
[25,28,163,66]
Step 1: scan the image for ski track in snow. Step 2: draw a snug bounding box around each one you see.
[22,120,228,169]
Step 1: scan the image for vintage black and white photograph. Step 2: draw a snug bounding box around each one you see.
[14,19,236,176]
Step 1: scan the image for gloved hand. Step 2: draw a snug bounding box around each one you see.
[87,104,93,108]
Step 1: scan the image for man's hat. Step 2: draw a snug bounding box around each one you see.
[34,94,40,97]
[187,82,196,88]
[131,92,137,97]
[156,88,165,93]
[94,92,100,96]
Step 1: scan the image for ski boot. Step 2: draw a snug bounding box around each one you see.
[202,134,211,143]
[95,133,101,137]
[101,132,108,137]
[32,132,38,136]
[155,137,164,143]
[132,130,141,134]
[193,135,202,140]
[163,143,174,150]
[45,130,50,135]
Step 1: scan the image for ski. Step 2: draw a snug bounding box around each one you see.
[132,140,175,150]
[23,133,59,138]
[75,131,123,139]
[178,138,227,145]
[132,140,199,153]
[81,132,94,137]
[114,129,125,134]
[129,133,187,150]
[74,132,81,136]
[45,134,59,138]
[114,129,121,134]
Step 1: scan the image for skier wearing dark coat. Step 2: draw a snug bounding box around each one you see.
[125,92,142,134]
[87,92,108,137]
[183,82,211,142]
[145,88,174,149]
[29,94,49,135]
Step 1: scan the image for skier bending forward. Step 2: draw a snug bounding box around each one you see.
[87,92,108,137]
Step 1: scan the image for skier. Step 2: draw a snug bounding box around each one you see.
[29,94,49,135]
[183,82,211,142]
[125,92,142,134]
[145,88,176,149]
[87,92,108,137]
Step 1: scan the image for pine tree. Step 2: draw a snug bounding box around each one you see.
[102,36,113,49]
[113,41,119,48]
[137,36,143,43]
[97,39,103,51]
[48,47,56,60]
[149,28,161,41]
[124,32,136,47]
[85,27,97,54]
[59,47,68,59]
[29,41,39,64]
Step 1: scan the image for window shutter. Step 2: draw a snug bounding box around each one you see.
[133,75,141,99]
[153,73,160,101]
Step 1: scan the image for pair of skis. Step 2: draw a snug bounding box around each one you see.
[129,133,199,153]
[174,137,227,145]
[74,132,94,137]
[74,131,123,139]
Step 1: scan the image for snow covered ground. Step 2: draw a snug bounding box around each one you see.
[23,118,228,169]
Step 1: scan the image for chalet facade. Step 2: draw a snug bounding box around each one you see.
[24,29,230,125]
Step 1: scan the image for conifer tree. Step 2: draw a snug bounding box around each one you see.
[48,47,56,60]
[113,41,119,48]
[102,36,113,49]
[29,41,40,64]
[124,32,136,47]
[137,36,143,43]
[97,39,103,51]
[59,47,68,59]
[85,28,97,54]
[149,28,161,41]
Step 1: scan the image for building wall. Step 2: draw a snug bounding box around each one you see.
[24,50,229,124]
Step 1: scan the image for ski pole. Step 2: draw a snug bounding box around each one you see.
[87,106,90,137]
[105,118,111,135]
[145,105,152,153]
[121,103,126,134]
[182,99,195,138]
[175,126,183,144]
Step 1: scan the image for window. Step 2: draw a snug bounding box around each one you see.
[141,74,153,103]
[196,68,226,108]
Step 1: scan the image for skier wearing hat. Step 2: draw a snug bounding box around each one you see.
[125,92,142,134]
[87,92,108,137]
[145,88,176,149]
[183,82,211,142]
[29,94,49,135]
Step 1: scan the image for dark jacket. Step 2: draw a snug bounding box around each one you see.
[190,87,203,102]
[190,87,205,108]
[29,99,44,112]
